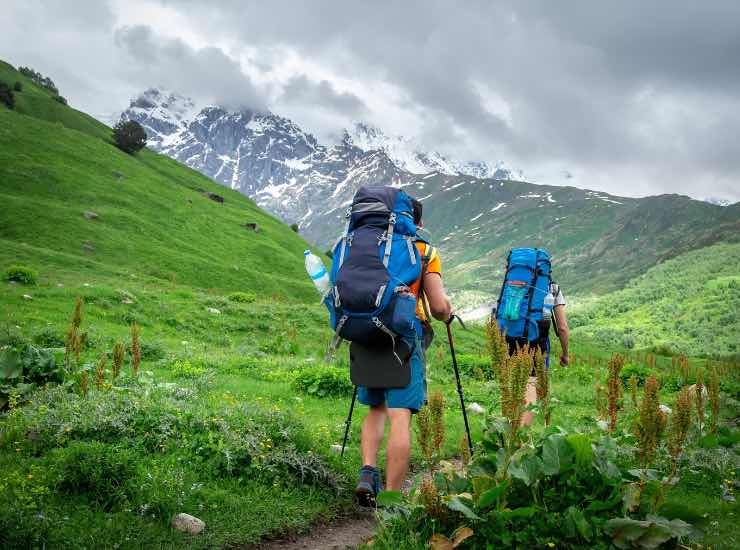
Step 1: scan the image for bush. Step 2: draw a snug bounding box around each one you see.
[290,223,299,233]
[113,120,147,154]
[2,264,37,285]
[53,95,67,105]
[228,291,256,303]
[52,441,137,511]
[292,365,352,397]
[0,82,15,110]
[13,81,22,92]
[619,363,652,386]
[33,326,66,348]
[18,66,58,94]
[455,354,492,379]
[170,359,206,379]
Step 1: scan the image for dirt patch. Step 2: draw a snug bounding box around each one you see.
[251,512,377,550]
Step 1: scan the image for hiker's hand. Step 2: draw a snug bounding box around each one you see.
[560,354,569,366]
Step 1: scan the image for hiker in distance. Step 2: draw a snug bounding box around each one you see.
[323,185,452,507]
[493,248,569,426]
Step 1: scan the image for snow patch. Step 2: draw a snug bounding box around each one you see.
[490,202,506,212]
[470,213,483,222]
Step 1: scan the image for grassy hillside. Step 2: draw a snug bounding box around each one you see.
[1,60,738,548]
[570,242,740,357]
[0,60,317,301]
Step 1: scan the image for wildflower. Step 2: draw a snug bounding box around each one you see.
[548,543,556,548]
[695,369,705,430]
[27,474,33,480]
[668,386,693,480]
[606,354,625,432]
[636,375,665,473]
[708,367,721,434]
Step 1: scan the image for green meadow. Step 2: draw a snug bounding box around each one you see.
[1,60,738,548]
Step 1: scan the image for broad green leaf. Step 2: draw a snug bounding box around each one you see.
[566,434,594,468]
[541,434,574,475]
[508,454,543,486]
[0,349,22,380]
[446,496,481,520]
[472,475,494,498]
[376,490,404,507]
[501,506,536,519]
[477,483,507,509]
[564,506,593,541]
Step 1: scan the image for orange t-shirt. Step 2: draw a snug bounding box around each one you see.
[409,242,442,320]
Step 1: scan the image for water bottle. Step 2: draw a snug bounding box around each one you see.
[543,292,555,321]
[304,250,331,296]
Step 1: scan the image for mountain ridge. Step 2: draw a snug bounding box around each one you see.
[117,87,740,300]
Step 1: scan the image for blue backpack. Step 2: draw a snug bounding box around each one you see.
[495,247,552,348]
[326,186,422,358]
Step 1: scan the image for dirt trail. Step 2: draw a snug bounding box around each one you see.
[251,511,377,550]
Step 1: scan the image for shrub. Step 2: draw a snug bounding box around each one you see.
[18,66,58,94]
[13,81,22,92]
[113,120,147,154]
[455,354,491,379]
[33,326,65,347]
[170,359,206,379]
[228,291,256,303]
[619,363,652,386]
[290,223,299,233]
[52,441,136,511]
[3,264,36,285]
[53,95,67,105]
[291,365,352,397]
[0,81,14,110]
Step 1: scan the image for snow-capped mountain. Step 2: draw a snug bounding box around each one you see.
[702,196,732,207]
[117,88,738,300]
[346,122,520,180]
[119,89,413,233]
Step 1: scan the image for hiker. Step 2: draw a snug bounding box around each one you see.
[355,197,451,505]
[323,186,451,506]
[493,248,569,426]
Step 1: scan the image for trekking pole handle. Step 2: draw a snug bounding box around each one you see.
[445,313,467,330]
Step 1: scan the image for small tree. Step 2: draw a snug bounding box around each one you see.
[0,82,15,109]
[113,120,147,154]
[290,223,299,233]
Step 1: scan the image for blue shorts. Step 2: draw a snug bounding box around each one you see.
[357,333,427,413]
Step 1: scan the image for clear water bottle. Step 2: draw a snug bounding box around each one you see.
[543,292,555,321]
[304,250,331,295]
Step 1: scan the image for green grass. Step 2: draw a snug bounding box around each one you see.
[570,242,740,357]
[0,59,737,548]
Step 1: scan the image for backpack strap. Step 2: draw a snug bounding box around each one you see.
[522,247,539,340]
[417,242,435,321]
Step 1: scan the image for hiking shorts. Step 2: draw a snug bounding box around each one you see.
[357,333,427,413]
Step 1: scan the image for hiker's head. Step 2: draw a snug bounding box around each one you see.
[411,198,423,226]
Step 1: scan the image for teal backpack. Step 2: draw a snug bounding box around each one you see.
[495,248,553,356]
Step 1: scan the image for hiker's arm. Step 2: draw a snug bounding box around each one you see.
[554,305,569,365]
[423,272,452,321]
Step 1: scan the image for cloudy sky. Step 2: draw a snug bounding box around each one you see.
[3,0,739,201]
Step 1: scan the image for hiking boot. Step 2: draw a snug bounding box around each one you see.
[355,465,381,508]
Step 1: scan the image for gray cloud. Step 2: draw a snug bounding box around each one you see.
[1,0,738,200]
[279,76,367,118]
[113,24,267,112]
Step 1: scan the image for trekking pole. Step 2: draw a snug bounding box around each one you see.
[340,385,358,457]
[446,315,474,457]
